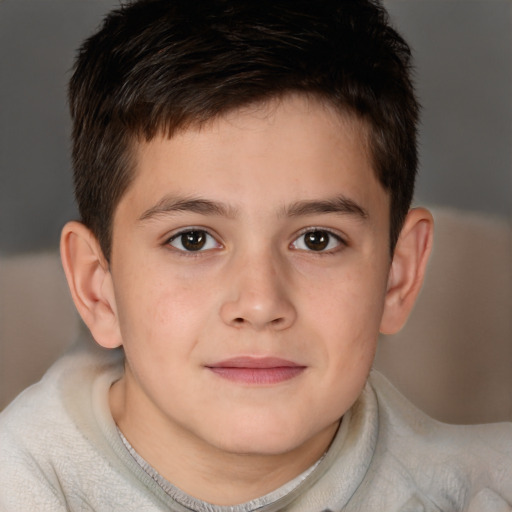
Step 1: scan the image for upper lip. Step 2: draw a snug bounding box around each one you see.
[206,357,304,369]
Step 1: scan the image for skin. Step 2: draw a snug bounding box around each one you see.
[61,94,433,505]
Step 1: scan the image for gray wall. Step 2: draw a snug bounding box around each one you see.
[386,0,512,217]
[1,0,511,255]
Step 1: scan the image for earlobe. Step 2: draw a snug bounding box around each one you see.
[60,221,122,349]
[380,208,434,335]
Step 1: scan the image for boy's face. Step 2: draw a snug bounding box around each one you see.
[109,95,392,457]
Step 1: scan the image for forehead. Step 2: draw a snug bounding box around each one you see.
[121,94,386,219]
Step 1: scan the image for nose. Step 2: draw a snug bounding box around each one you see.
[219,249,297,331]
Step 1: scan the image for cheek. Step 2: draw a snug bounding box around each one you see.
[116,263,218,349]
[307,261,386,321]
[308,265,386,362]
[116,279,206,388]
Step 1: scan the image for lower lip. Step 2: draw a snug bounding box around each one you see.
[208,366,305,385]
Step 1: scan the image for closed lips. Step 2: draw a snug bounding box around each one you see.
[206,357,306,384]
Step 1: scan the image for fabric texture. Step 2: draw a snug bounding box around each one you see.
[1,341,511,512]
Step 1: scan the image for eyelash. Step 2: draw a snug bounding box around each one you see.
[165,227,347,255]
[166,228,222,254]
[290,228,346,254]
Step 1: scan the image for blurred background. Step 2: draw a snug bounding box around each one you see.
[1,0,511,421]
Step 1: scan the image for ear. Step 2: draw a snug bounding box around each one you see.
[60,221,122,349]
[380,207,434,335]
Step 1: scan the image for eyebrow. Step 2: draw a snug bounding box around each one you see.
[138,195,238,222]
[138,194,368,222]
[283,196,368,220]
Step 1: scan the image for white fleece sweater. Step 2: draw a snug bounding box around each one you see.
[1,341,511,511]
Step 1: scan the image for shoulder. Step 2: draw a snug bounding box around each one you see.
[0,339,123,442]
[367,371,512,510]
[0,341,124,509]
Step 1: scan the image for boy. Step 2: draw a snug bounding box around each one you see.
[1,0,511,510]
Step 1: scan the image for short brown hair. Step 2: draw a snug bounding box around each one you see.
[69,0,419,260]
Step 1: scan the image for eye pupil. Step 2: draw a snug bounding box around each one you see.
[181,231,206,251]
[304,231,329,251]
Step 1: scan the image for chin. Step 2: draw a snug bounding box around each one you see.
[217,436,303,457]
[208,418,327,457]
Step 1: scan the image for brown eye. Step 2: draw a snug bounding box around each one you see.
[169,230,219,252]
[304,230,330,251]
[181,231,206,251]
[291,229,342,252]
